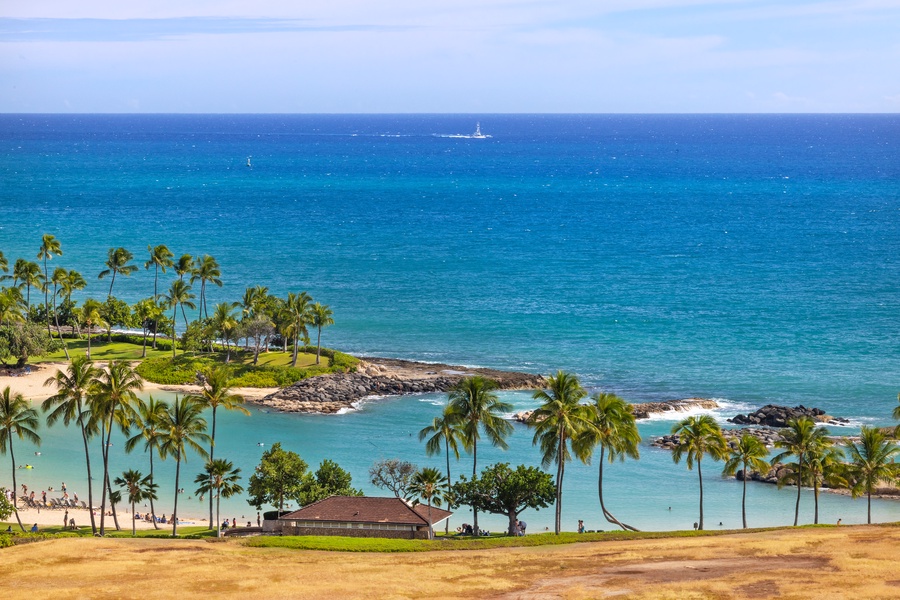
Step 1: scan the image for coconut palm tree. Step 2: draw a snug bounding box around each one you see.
[98,247,138,297]
[671,415,727,531]
[0,250,7,273]
[0,287,25,327]
[0,386,41,532]
[37,234,62,333]
[59,269,87,306]
[573,392,641,532]
[193,458,243,537]
[124,395,169,529]
[722,434,770,529]
[163,280,196,354]
[529,370,593,535]
[12,259,43,312]
[132,298,156,358]
[210,302,239,362]
[445,375,512,534]
[114,470,158,537]
[174,254,195,282]
[91,360,143,534]
[418,405,463,535]
[893,393,900,437]
[772,417,830,527]
[42,357,101,534]
[311,303,334,365]
[191,255,222,320]
[186,366,249,528]
[285,292,312,367]
[409,467,448,540]
[80,298,106,359]
[47,267,71,358]
[805,439,845,525]
[158,395,209,537]
[843,426,900,524]
[144,244,174,300]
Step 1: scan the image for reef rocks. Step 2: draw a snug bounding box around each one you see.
[513,398,719,424]
[728,404,849,428]
[652,427,782,450]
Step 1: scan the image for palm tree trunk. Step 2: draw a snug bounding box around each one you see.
[172,457,181,537]
[814,479,820,525]
[208,408,217,530]
[793,455,803,527]
[216,487,222,537]
[291,329,298,367]
[9,438,26,532]
[53,291,69,359]
[181,304,189,329]
[99,425,109,535]
[427,502,434,540]
[742,466,748,529]
[867,489,872,524]
[316,327,322,364]
[698,457,704,531]
[172,305,178,358]
[44,260,50,335]
[77,406,98,535]
[598,446,639,532]
[131,500,136,536]
[141,324,148,358]
[108,271,116,298]
[154,265,159,299]
[87,329,92,359]
[555,433,564,535]
[471,439,478,534]
[149,450,159,530]
[108,479,121,530]
[445,439,452,536]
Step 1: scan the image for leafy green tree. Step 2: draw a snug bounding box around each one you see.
[311,302,334,365]
[114,469,158,537]
[37,234,62,335]
[98,247,138,297]
[194,458,243,537]
[124,395,169,529]
[409,467,449,539]
[79,298,106,359]
[145,244,174,299]
[453,463,555,536]
[158,395,210,537]
[671,415,727,531]
[245,314,274,365]
[529,370,592,535]
[722,434,770,529]
[191,255,222,320]
[368,458,419,501]
[574,392,641,532]
[42,356,101,534]
[446,375,512,534]
[247,442,309,512]
[0,386,41,532]
[298,459,363,506]
[101,296,132,342]
[0,322,58,367]
[0,287,25,327]
[132,298,157,358]
[772,417,830,527]
[418,406,463,534]
[843,426,900,524]
[0,486,14,521]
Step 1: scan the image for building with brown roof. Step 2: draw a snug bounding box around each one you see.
[278,496,453,539]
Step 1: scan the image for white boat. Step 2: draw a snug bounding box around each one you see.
[472,122,491,138]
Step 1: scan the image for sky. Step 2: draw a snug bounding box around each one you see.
[1,1,899,113]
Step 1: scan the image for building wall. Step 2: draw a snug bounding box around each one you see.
[281,524,429,540]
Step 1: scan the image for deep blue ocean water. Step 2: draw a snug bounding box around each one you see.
[1,114,899,531]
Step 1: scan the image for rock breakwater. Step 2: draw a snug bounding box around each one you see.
[512,398,719,423]
[728,404,849,427]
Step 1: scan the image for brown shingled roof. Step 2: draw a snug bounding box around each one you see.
[280,496,452,526]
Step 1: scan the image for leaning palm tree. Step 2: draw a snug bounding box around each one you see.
[0,386,41,532]
[671,415,727,531]
[574,392,641,532]
[529,370,593,535]
[114,469,158,537]
[722,434,770,529]
[285,291,312,367]
[418,405,463,535]
[163,280,196,354]
[191,255,222,320]
[772,417,830,527]
[144,244,174,300]
[42,356,100,534]
[311,303,334,365]
[158,395,210,537]
[98,247,138,297]
[124,395,169,529]
[843,426,900,524]
[37,234,62,334]
[49,267,70,358]
[409,467,449,540]
[445,375,512,534]
[187,366,249,529]
[193,458,243,537]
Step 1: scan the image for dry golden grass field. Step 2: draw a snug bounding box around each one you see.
[1,526,898,599]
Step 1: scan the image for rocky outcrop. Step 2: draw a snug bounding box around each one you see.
[512,398,719,424]
[652,427,782,450]
[728,404,849,428]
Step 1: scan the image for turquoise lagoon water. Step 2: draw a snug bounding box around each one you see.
[1,114,899,531]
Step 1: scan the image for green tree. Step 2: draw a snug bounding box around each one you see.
[529,370,592,535]
[445,375,512,534]
[158,395,210,537]
[843,426,900,524]
[42,356,101,534]
[59,269,87,305]
[0,386,41,532]
[409,467,449,539]
[298,459,363,506]
[671,415,727,531]
[114,469,158,537]
[285,292,311,367]
[573,392,641,532]
[247,442,308,512]
[191,255,222,320]
[0,251,7,274]
[132,298,157,358]
[0,486,14,521]
[0,287,25,327]
[210,302,239,362]
[311,302,334,365]
[805,439,845,525]
[368,458,419,501]
[194,458,243,537]
[79,298,106,359]
[98,247,138,297]
[772,417,830,527]
[49,267,70,359]
[418,406,463,534]
[174,254,195,281]
[145,244,174,299]
[722,434,770,529]
[101,296,132,342]
[12,259,43,312]
[0,322,58,367]
[894,393,900,437]
[37,234,62,334]
[163,280,196,355]
[124,395,169,529]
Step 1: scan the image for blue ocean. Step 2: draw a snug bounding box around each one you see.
[1,114,899,531]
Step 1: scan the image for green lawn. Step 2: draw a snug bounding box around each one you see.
[31,337,180,363]
[1,523,213,540]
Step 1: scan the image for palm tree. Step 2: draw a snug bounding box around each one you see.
[187,366,249,529]
[574,392,641,532]
[0,250,7,273]
[805,440,845,525]
[124,395,169,529]
[98,247,138,297]
[145,244,174,300]
[12,258,43,312]
[0,287,25,326]
[80,298,107,359]
[671,415,727,531]
[285,292,312,366]
[114,470,158,537]
[193,458,243,537]
[59,269,87,306]
[409,467,448,540]
[772,417,830,527]
[48,267,70,358]
[158,395,210,537]
[529,370,592,535]
[163,280,196,354]
[91,360,143,535]
[174,254,195,282]
[210,302,239,362]
[191,255,222,320]
[418,405,463,535]
[445,375,512,534]
[306,303,334,365]
[722,434,770,529]
[893,393,900,437]
[42,356,101,534]
[0,386,41,532]
[843,426,900,524]
[37,234,62,333]
[132,298,156,358]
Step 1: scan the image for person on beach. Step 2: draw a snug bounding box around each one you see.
[232,518,236,529]
[257,512,261,527]
[64,510,68,528]
[577,520,585,534]
[61,482,66,492]
[30,524,38,533]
